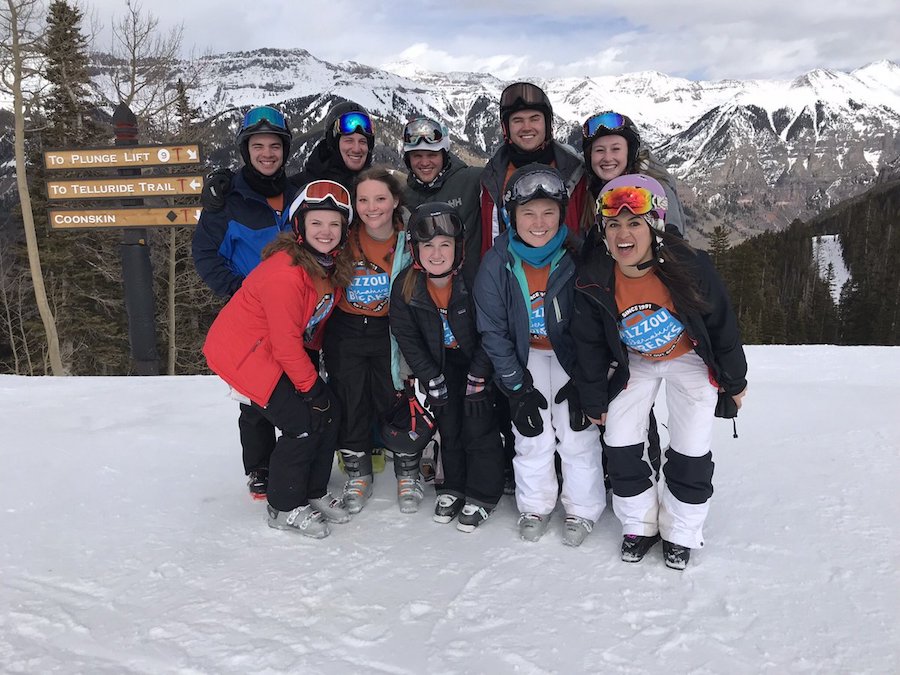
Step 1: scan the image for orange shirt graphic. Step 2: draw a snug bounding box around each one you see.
[338,228,397,317]
[614,266,692,360]
[523,263,552,350]
[427,279,459,349]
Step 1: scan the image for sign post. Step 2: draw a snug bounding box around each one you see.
[42,104,203,375]
[114,103,159,376]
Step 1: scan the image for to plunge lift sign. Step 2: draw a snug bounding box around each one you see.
[43,144,203,229]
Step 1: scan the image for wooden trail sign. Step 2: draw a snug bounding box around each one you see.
[46,175,204,200]
[43,144,201,170]
[48,206,201,230]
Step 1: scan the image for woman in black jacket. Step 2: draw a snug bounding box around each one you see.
[390,203,505,531]
[572,174,747,570]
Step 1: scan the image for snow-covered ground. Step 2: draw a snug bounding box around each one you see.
[1,345,898,674]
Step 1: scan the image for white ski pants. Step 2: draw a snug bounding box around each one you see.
[604,351,718,548]
[513,349,605,522]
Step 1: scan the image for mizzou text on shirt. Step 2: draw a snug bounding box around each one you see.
[613,266,691,360]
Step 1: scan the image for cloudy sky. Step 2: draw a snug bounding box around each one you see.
[81,0,899,81]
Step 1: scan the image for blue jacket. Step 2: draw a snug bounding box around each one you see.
[192,171,297,297]
[473,230,580,391]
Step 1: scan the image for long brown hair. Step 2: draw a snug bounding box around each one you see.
[648,231,709,315]
[262,232,353,288]
[341,167,406,269]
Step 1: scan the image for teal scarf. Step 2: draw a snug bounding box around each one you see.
[507,226,568,267]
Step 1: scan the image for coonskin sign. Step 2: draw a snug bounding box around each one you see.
[48,206,201,230]
[43,144,201,170]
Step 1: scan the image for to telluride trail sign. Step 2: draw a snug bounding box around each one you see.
[43,143,203,230]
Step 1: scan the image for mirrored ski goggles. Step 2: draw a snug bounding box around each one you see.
[504,170,567,205]
[334,111,373,136]
[298,180,353,220]
[410,212,463,240]
[241,106,288,133]
[403,117,446,146]
[500,82,548,109]
[582,112,626,139]
[599,186,661,217]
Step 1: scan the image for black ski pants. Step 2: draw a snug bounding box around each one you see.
[434,349,505,508]
[238,404,276,474]
[323,309,395,454]
[252,373,339,513]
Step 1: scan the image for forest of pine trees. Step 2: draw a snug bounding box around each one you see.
[0,1,897,376]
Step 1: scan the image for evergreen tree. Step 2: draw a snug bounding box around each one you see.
[30,0,130,374]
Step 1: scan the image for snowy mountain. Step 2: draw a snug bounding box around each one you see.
[9,48,900,241]
[2,345,898,671]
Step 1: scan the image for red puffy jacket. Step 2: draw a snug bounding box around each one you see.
[203,250,338,406]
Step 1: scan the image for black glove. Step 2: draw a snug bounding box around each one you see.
[424,374,449,408]
[554,379,591,431]
[463,373,493,417]
[503,373,548,438]
[299,377,337,432]
[201,168,234,212]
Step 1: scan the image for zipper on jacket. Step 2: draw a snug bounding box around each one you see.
[235,338,263,370]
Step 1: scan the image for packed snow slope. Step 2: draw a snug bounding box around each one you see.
[1,345,898,674]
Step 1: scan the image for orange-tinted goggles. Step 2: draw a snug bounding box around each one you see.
[598,186,655,217]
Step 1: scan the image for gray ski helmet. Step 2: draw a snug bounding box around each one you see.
[503,163,569,231]
[581,111,641,174]
[407,202,465,277]
[499,82,553,139]
[236,106,292,167]
[324,101,375,156]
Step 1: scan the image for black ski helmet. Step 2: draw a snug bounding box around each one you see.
[324,100,375,159]
[235,106,292,168]
[581,111,642,175]
[502,163,569,231]
[499,82,553,142]
[407,202,465,278]
[381,384,436,455]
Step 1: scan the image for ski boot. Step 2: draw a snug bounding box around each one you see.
[267,504,330,539]
[457,503,493,533]
[663,540,691,570]
[433,494,463,523]
[247,469,268,500]
[394,451,424,513]
[562,515,593,547]
[339,450,374,514]
[518,512,551,542]
[621,533,661,563]
[309,492,351,524]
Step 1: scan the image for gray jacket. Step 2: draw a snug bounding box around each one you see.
[473,230,580,391]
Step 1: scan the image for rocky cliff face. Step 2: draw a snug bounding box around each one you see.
[6,50,899,244]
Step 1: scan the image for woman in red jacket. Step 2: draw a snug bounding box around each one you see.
[204,180,353,538]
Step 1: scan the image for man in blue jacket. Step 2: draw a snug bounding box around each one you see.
[192,106,297,500]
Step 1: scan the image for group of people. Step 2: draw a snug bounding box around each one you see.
[193,81,747,570]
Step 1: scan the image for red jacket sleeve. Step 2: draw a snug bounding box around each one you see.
[480,186,495,256]
[258,266,319,393]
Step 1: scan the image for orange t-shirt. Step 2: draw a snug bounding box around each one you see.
[523,262,552,350]
[266,194,285,216]
[338,228,397,317]
[427,279,459,349]
[304,272,337,349]
[614,266,692,360]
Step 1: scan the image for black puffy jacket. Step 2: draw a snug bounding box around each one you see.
[571,242,747,418]
[389,268,492,383]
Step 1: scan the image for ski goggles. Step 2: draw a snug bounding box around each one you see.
[241,106,288,133]
[504,168,567,205]
[500,82,549,111]
[410,211,463,241]
[403,117,446,146]
[598,186,661,217]
[334,111,373,136]
[296,180,353,220]
[582,112,627,139]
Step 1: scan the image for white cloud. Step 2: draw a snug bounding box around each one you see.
[76,0,899,81]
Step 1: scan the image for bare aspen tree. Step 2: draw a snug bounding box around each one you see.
[0,0,66,375]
